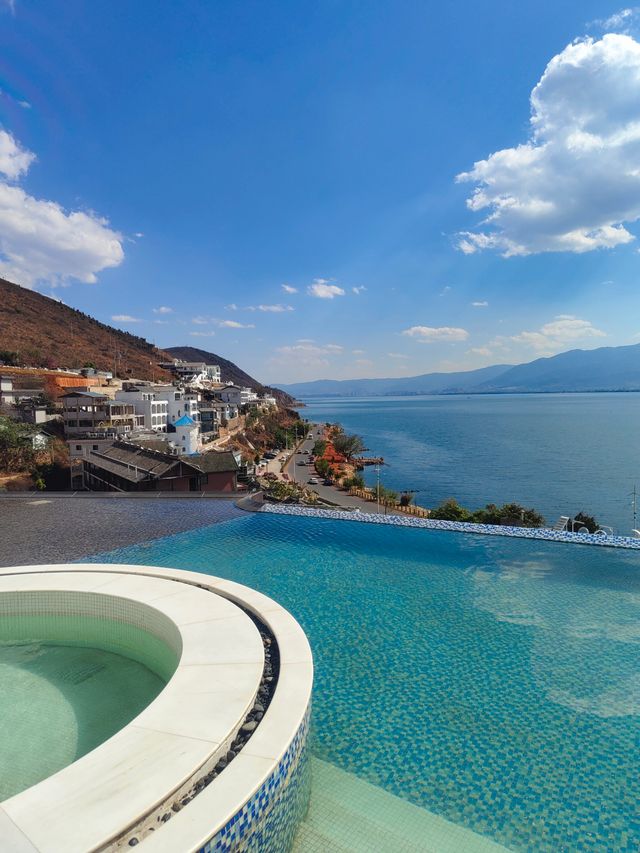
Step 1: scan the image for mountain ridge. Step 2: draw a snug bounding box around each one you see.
[276,342,640,397]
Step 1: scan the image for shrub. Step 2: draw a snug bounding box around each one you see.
[429,498,473,522]
[573,511,598,533]
[400,492,413,507]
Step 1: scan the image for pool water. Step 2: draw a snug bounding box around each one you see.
[0,639,166,799]
[89,513,640,851]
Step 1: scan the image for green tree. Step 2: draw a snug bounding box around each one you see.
[312,439,327,457]
[332,432,365,460]
[429,498,473,522]
[572,511,598,533]
[315,458,331,478]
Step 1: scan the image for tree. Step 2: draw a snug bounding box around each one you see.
[429,498,472,522]
[400,492,413,507]
[315,458,331,478]
[312,439,327,457]
[332,432,365,460]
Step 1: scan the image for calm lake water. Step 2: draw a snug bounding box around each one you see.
[300,393,640,534]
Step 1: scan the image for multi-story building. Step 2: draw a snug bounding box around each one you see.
[61,391,142,437]
[158,360,221,384]
[216,385,258,407]
[115,384,201,431]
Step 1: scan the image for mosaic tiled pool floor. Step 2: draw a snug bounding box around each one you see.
[293,758,508,852]
[89,513,640,851]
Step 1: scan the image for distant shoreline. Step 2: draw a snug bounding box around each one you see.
[291,388,640,401]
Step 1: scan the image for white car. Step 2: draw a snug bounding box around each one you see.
[308,477,319,485]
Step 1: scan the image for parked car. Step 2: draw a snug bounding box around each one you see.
[303,450,309,455]
[263,451,277,459]
[297,460,307,466]
[308,477,319,485]
[323,478,333,486]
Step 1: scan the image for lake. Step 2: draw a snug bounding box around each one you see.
[300,393,640,534]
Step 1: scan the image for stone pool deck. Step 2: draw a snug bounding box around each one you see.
[0,495,243,567]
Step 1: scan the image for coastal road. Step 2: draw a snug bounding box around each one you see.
[282,426,395,513]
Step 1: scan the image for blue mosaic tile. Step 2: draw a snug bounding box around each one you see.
[260,504,640,550]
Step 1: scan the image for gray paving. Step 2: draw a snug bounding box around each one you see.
[0,497,242,567]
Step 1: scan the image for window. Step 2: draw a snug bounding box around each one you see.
[92,445,98,450]
[75,445,82,451]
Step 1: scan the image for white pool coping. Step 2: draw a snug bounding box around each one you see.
[0,564,313,853]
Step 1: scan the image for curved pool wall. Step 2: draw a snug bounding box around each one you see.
[0,564,313,853]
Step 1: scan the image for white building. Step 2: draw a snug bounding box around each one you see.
[216,385,258,407]
[158,361,221,384]
[62,392,143,437]
[115,384,201,432]
[173,415,199,455]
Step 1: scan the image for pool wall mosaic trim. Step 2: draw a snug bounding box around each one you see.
[259,503,640,549]
[0,564,313,853]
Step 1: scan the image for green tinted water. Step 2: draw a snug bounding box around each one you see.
[0,617,173,800]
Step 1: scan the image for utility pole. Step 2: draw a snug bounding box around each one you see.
[375,463,380,514]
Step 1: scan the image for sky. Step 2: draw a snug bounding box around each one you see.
[2,1,640,384]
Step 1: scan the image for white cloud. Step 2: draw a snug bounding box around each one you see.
[352,349,366,355]
[439,285,452,296]
[111,314,140,323]
[457,34,640,255]
[388,352,409,359]
[355,358,374,367]
[0,129,34,179]
[152,305,173,314]
[219,320,254,329]
[153,319,169,325]
[471,300,489,307]
[192,316,210,325]
[225,303,238,311]
[254,304,294,313]
[352,285,366,295]
[134,231,144,238]
[190,331,216,338]
[511,315,606,352]
[281,284,297,294]
[402,325,469,342]
[590,7,640,32]
[273,341,344,367]
[467,346,492,357]
[307,278,345,299]
[0,129,124,288]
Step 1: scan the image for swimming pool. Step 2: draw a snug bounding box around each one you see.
[89,512,640,851]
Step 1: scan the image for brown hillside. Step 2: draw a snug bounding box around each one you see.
[0,277,172,381]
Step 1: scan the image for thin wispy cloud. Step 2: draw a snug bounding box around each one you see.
[112,314,140,323]
[225,303,238,310]
[219,319,255,329]
[252,304,294,313]
[457,34,640,256]
[190,330,216,338]
[152,305,173,314]
[402,325,469,342]
[388,352,409,359]
[589,7,640,33]
[352,285,366,295]
[471,300,489,307]
[282,284,297,294]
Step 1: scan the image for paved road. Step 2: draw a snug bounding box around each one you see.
[281,426,397,514]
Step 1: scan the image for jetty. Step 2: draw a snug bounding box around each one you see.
[353,456,384,468]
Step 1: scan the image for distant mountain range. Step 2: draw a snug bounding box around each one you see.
[277,343,640,397]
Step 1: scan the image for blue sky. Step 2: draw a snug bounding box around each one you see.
[2,1,640,383]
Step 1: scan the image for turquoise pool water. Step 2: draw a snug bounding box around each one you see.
[89,513,640,851]
[0,626,168,799]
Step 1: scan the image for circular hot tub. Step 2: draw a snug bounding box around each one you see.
[0,564,313,853]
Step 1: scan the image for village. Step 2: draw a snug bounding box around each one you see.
[0,359,281,493]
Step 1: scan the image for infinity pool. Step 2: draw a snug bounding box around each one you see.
[89,513,640,851]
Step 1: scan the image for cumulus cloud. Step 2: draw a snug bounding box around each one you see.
[402,325,469,342]
[152,305,173,314]
[510,315,606,352]
[219,320,254,329]
[111,314,140,323]
[281,284,297,294]
[0,129,34,179]
[0,129,124,288]
[307,278,345,299]
[457,34,640,255]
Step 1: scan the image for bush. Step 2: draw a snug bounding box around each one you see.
[573,511,598,533]
[429,498,472,522]
[315,458,331,478]
[312,439,327,457]
[400,492,413,507]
